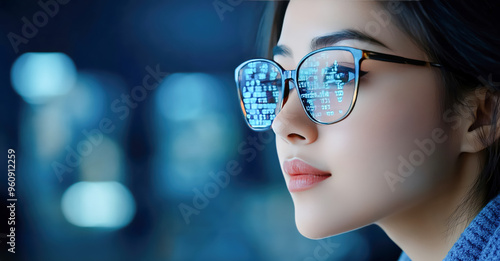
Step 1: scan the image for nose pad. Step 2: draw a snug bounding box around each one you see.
[280,78,293,110]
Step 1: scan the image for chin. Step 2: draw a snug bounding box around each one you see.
[294,209,349,239]
[293,201,378,240]
[296,225,331,240]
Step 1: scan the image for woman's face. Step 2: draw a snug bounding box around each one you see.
[273,0,460,239]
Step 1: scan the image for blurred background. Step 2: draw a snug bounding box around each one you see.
[0,0,401,260]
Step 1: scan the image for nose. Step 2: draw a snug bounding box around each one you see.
[271,80,319,145]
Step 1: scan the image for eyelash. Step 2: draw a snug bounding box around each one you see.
[338,65,368,76]
[330,64,369,82]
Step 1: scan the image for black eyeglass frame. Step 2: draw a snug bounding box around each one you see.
[235,46,442,131]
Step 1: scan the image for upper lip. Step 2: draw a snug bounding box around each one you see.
[283,158,331,176]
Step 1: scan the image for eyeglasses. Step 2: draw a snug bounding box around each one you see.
[235,46,442,131]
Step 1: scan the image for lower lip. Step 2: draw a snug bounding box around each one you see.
[288,175,331,192]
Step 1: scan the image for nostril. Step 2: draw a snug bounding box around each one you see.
[287,133,306,140]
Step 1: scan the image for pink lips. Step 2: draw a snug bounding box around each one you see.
[283,159,331,192]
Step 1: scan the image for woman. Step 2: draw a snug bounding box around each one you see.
[235,1,500,260]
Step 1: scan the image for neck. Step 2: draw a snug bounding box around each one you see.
[377,152,485,261]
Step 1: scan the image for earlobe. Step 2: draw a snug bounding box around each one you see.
[460,89,500,153]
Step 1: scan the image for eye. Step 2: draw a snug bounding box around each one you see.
[323,63,368,86]
[335,65,356,83]
[324,64,355,85]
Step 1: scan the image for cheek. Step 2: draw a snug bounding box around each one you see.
[342,70,450,194]
[301,71,450,231]
[275,69,456,239]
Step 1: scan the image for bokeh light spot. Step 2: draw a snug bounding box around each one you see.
[61,181,136,229]
[11,52,77,104]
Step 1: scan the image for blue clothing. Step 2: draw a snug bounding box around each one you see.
[398,194,500,261]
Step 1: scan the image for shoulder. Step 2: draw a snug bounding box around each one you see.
[397,252,411,261]
[445,194,500,260]
[480,226,500,260]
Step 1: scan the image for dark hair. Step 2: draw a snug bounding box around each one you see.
[258,0,500,227]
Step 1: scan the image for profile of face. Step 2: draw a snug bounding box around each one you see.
[272,0,464,239]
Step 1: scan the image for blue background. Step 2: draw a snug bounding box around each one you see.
[0,0,401,260]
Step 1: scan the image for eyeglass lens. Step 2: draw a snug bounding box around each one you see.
[237,50,356,129]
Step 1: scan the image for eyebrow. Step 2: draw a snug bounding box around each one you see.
[272,45,293,57]
[272,29,390,58]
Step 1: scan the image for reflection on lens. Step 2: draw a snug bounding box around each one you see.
[238,61,282,129]
[297,50,356,124]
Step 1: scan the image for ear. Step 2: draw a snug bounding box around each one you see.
[460,88,500,153]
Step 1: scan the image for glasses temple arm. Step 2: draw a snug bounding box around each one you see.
[363,51,442,68]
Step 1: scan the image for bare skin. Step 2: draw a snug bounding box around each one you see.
[271,1,495,260]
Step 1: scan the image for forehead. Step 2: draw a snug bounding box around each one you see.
[277,0,424,61]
